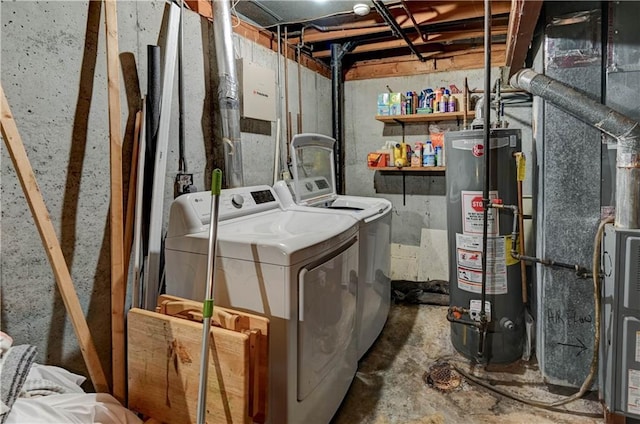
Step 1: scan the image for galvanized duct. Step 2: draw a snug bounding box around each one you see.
[212,0,244,188]
[510,68,640,229]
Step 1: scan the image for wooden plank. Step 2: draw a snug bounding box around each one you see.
[505,0,543,77]
[312,26,509,59]
[369,166,447,172]
[132,100,146,309]
[157,294,268,423]
[345,48,506,81]
[604,408,626,424]
[184,1,331,79]
[290,1,512,45]
[0,85,109,393]
[128,308,251,424]
[375,111,475,124]
[104,0,126,403]
[184,0,211,17]
[123,109,141,286]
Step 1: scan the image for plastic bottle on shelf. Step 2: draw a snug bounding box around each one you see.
[405,91,413,115]
[411,142,423,167]
[448,95,456,112]
[423,140,435,167]
[440,93,449,113]
[434,88,443,112]
[435,146,443,166]
[411,91,418,114]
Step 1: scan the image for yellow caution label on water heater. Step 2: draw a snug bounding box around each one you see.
[515,153,526,182]
[505,236,520,266]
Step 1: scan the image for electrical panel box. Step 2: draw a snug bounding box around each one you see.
[236,59,276,122]
[600,225,640,419]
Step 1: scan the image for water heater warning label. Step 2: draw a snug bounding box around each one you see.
[461,190,499,235]
[456,233,507,294]
[628,369,640,415]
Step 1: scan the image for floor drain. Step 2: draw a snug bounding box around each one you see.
[424,362,462,392]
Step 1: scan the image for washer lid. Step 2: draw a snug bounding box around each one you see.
[290,133,338,206]
[165,208,358,266]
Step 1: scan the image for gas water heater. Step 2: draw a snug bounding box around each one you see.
[445,128,525,363]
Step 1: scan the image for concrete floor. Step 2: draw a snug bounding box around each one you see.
[332,304,604,424]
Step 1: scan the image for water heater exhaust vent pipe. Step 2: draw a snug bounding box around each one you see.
[510,68,640,229]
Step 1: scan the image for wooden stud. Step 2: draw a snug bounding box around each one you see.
[0,85,109,393]
[505,0,543,77]
[104,0,126,403]
[123,110,141,279]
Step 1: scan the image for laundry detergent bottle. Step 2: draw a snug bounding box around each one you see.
[423,140,435,167]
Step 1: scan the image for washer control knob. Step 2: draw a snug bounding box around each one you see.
[231,194,244,209]
[305,182,313,192]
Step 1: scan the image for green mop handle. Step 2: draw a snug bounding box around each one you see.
[197,169,222,424]
[202,169,222,319]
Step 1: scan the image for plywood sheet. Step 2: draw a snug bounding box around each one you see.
[128,308,250,423]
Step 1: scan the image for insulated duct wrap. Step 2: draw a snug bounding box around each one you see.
[511,69,640,229]
[212,0,244,188]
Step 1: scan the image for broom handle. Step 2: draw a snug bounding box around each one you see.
[197,169,223,424]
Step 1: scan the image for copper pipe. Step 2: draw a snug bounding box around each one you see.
[515,154,527,304]
[463,77,469,128]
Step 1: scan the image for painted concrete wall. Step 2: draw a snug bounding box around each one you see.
[344,68,534,282]
[1,0,533,386]
[1,0,330,381]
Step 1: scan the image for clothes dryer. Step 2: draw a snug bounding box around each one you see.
[274,133,392,359]
[164,186,359,424]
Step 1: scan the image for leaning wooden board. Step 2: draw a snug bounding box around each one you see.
[157,294,269,422]
[128,296,268,423]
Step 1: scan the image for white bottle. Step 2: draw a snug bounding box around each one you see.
[423,140,435,167]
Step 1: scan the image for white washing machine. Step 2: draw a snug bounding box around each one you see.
[274,133,392,359]
[164,185,359,424]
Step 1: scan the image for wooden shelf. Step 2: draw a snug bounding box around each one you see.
[368,166,446,172]
[375,111,475,124]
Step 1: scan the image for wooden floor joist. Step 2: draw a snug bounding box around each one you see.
[0,85,109,394]
[345,47,506,81]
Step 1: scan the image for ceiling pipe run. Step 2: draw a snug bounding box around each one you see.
[212,0,244,188]
[400,0,427,41]
[511,68,640,229]
[330,42,355,195]
[372,0,427,62]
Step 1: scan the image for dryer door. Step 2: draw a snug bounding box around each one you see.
[297,237,358,401]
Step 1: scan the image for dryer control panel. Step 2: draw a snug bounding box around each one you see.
[166,185,281,237]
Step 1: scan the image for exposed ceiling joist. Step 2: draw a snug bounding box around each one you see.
[186,0,543,80]
[345,44,506,81]
[505,0,543,76]
[311,25,509,59]
[289,1,511,45]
